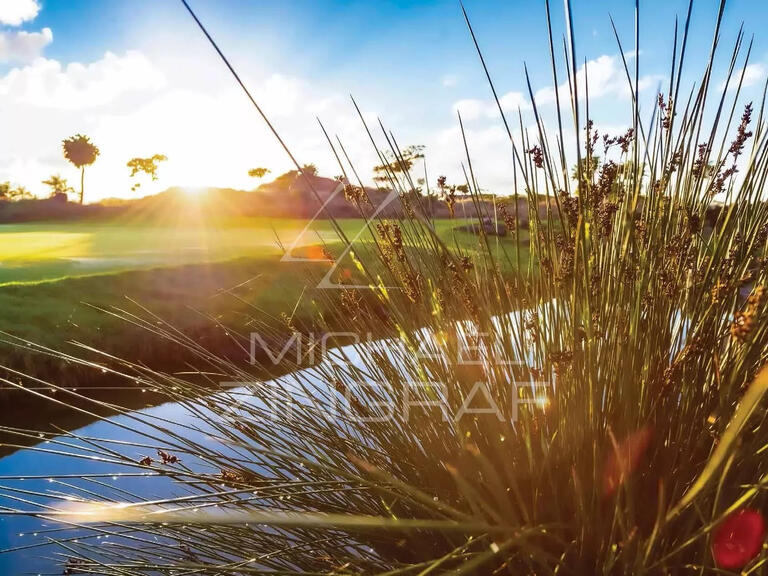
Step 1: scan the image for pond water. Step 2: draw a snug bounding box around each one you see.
[0,395,212,573]
[0,341,374,574]
[0,309,560,574]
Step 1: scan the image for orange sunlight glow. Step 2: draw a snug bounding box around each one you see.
[182,186,206,197]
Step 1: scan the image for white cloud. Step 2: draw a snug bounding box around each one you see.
[720,63,767,92]
[0,36,661,203]
[452,90,529,121]
[0,50,170,199]
[427,123,516,191]
[0,50,165,109]
[0,48,384,201]
[741,63,766,87]
[452,98,486,120]
[83,72,381,197]
[534,54,658,106]
[496,91,529,114]
[0,0,40,26]
[0,27,52,63]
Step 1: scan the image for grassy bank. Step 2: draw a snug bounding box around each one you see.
[0,217,529,447]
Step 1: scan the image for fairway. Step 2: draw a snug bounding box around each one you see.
[0,218,341,284]
[0,217,524,284]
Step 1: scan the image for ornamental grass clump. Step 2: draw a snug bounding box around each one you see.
[3,0,768,573]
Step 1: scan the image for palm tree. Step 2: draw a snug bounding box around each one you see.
[301,163,318,176]
[41,174,74,199]
[62,134,100,204]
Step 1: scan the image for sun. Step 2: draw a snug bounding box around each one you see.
[181,186,206,197]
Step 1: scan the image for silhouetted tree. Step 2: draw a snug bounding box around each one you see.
[62,134,100,204]
[301,163,318,176]
[127,154,167,192]
[373,145,425,184]
[0,182,33,201]
[248,167,270,179]
[571,155,600,184]
[11,186,32,200]
[42,174,74,199]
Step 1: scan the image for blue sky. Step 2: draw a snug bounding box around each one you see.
[0,0,766,200]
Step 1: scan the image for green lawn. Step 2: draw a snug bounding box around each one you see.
[0,217,525,284]
[0,216,528,361]
[0,218,332,284]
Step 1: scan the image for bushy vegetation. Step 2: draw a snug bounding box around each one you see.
[2,0,768,574]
